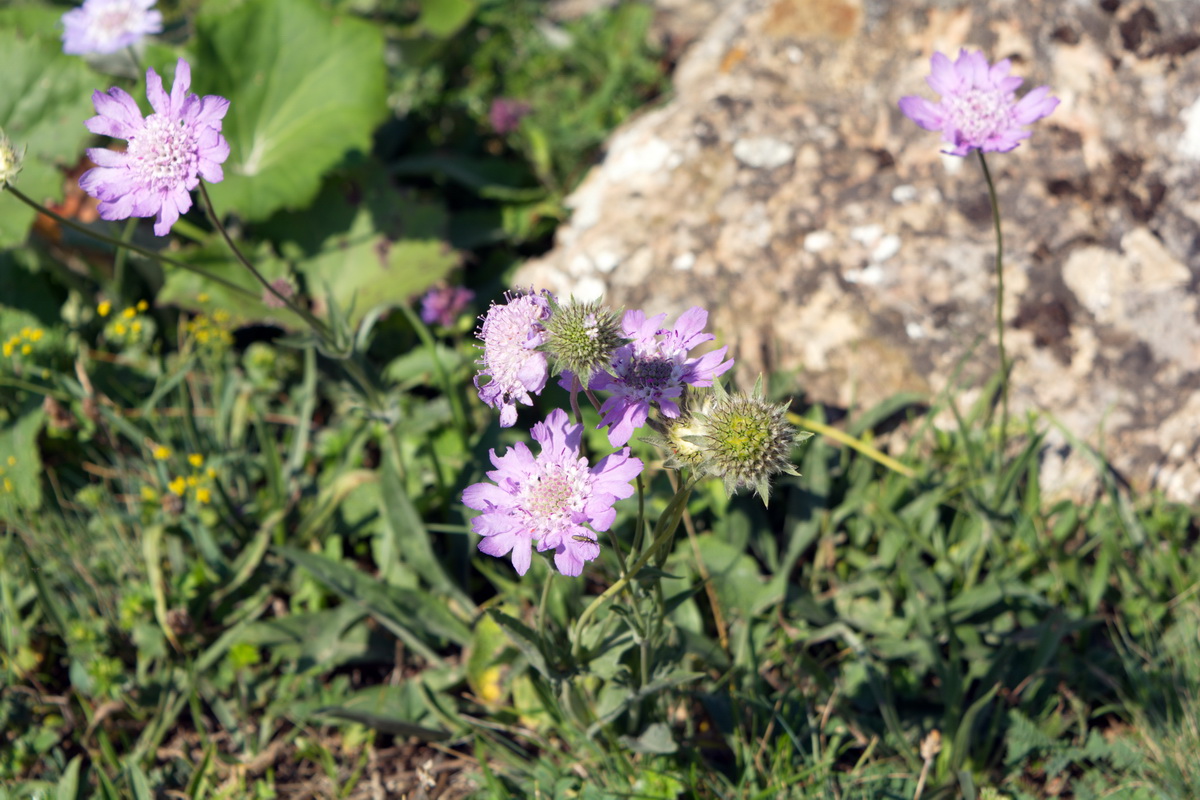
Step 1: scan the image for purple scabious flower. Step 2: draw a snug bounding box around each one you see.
[461,408,643,577]
[898,49,1059,157]
[421,285,475,328]
[488,98,531,135]
[591,307,734,447]
[79,59,229,236]
[474,289,553,428]
[61,0,163,56]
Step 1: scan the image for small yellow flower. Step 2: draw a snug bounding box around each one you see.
[122,307,136,319]
[97,301,112,317]
[2,342,13,358]
[140,485,158,501]
[28,329,43,342]
[197,293,210,303]
[168,476,186,496]
[195,487,212,504]
[212,309,230,323]
[186,475,198,488]
[136,300,148,312]
[152,445,171,460]
[6,456,15,467]
[187,453,204,468]
[113,322,128,336]
[19,327,31,338]
[131,321,143,333]
[20,344,31,355]
[3,478,12,493]
[206,467,217,480]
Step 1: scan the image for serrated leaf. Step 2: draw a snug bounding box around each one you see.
[0,26,97,247]
[193,0,388,221]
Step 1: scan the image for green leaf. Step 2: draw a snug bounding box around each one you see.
[417,0,478,38]
[276,545,471,661]
[0,26,97,247]
[621,722,678,755]
[54,755,83,800]
[193,0,388,221]
[0,403,45,510]
[488,609,554,680]
[156,241,296,328]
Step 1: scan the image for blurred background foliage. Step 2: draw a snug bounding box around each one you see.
[0,1,1197,799]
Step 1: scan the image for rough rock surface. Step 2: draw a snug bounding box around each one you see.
[517,0,1200,501]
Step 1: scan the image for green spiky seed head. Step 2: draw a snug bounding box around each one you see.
[541,296,627,386]
[668,377,804,505]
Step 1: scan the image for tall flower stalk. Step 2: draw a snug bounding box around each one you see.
[900,49,1059,464]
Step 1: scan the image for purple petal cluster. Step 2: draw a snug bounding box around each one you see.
[461,409,643,577]
[62,0,162,56]
[79,59,230,236]
[474,290,553,428]
[899,49,1059,156]
[591,307,733,447]
[489,98,531,135]
[421,285,475,328]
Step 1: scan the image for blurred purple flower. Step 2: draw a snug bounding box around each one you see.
[474,289,553,427]
[489,98,531,135]
[899,49,1059,156]
[79,59,229,236]
[263,278,295,309]
[592,307,734,447]
[461,408,643,577]
[62,0,162,56]
[420,285,475,328]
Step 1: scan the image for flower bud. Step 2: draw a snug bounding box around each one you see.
[541,297,627,388]
[654,377,807,505]
[0,130,24,190]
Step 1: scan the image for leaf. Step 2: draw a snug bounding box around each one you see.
[488,609,554,680]
[0,402,44,510]
[276,545,471,661]
[620,722,678,755]
[0,26,97,247]
[54,755,83,800]
[156,241,296,328]
[417,0,478,38]
[193,0,388,221]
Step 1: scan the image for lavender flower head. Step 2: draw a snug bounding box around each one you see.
[62,0,163,56]
[462,409,643,577]
[474,289,552,427]
[421,285,475,328]
[489,98,531,135]
[80,59,229,237]
[81,59,230,236]
[899,49,1059,157]
[592,307,734,447]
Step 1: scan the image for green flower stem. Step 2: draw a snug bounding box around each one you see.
[197,182,333,342]
[537,567,554,639]
[977,151,1008,467]
[570,478,694,659]
[6,185,259,302]
[112,218,137,300]
[789,413,915,478]
[395,303,469,446]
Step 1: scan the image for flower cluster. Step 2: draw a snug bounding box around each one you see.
[186,310,235,354]
[0,129,23,191]
[465,291,801,577]
[2,327,45,361]
[99,300,152,348]
[144,451,217,510]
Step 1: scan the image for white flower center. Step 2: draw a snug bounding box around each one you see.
[518,460,590,538]
[128,115,199,191]
[947,88,1013,144]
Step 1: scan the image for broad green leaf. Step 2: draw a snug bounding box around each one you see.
[193,0,388,221]
[0,27,97,248]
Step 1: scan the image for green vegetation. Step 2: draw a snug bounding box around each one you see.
[1,1,1197,799]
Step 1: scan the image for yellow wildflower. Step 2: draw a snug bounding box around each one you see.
[197,293,210,303]
[136,300,148,312]
[20,344,31,355]
[97,301,112,317]
[3,478,12,493]
[187,453,204,468]
[122,307,136,319]
[206,467,217,480]
[195,487,212,504]
[2,342,12,358]
[168,476,186,496]
[131,321,142,334]
[28,329,43,342]
[152,445,171,460]
[113,322,127,336]
[6,456,15,467]
[186,475,198,488]
[141,485,158,501]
